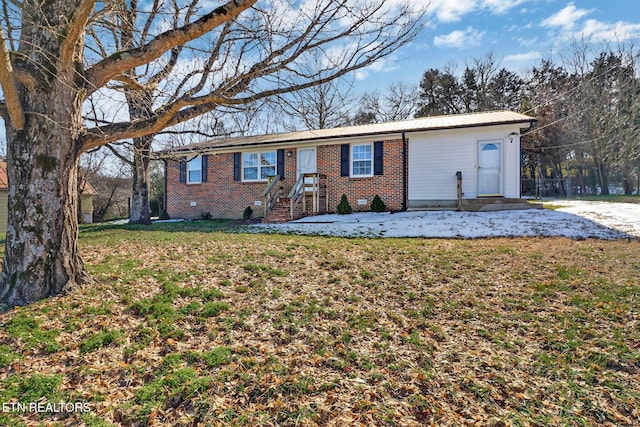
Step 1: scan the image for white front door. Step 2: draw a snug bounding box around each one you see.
[297,148,317,187]
[478,140,502,196]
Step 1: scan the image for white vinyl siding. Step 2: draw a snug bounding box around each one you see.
[409,134,475,200]
[408,126,522,202]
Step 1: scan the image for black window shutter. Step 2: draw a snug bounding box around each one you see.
[233,153,241,181]
[179,160,186,183]
[201,155,208,182]
[277,149,285,180]
[374,141,384,175]
[340,144,349,177]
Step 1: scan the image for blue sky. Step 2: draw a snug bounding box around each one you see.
[2,1,639,150]
[354,0,640,94]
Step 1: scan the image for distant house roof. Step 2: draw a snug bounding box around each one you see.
[0,159,97,195]
[0,159,7,189]
[80,179,98,196]
[160,110,536,156]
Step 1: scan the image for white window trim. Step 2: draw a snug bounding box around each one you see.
[350,143,374,178]
[242,151,277,182]
[187,156,202,184]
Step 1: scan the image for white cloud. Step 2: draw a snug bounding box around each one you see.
[504,50,542,63]
[353,56,400,81]
[427,0,532,23]
[516,35,539,48]
[428,0,478,23]
[539,3,640,46]
[354,70,369,81]
[540,2,592,30]
[434,27,485,49]
[580,19,640,43]
[481,0,530,15]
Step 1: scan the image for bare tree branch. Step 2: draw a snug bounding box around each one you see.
[104,143,134,167]
[1,0,16,52]
[0,26,24,129]
[80,1,426,150]
[146,0,199,87]
[60,0,97,65]
[84,0,256,95]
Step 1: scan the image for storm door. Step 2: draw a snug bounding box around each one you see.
[478,141,502,196]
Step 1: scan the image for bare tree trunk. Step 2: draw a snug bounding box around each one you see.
[596,161,610,195]
[0,0,91,306]
[126,90,154,225]
[129,136,153,224]
[0,87,89,307]
[0,0,425,307]
[552,156,566,197]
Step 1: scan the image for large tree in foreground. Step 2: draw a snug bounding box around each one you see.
[0,0,426,307]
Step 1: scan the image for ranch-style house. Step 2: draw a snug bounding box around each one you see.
[159,110,537,222]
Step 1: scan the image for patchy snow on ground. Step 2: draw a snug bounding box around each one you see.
[552,200,640,239]
[252,201,640,240]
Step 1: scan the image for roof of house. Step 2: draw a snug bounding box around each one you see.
[80,179,98,196]
[0,159,97,195]
[160,110,536,156]
[0,160,7,189]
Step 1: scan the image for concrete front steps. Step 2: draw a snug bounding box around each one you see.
[267,197,542,223]
[463,198,543,212]
[408,198,543,212]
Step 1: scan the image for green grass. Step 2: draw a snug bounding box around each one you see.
[79,329,122,353]
[0,225,638,425]
[188,347,233,369]
[0,373,75,425]
[79,218,244,235]
[5,311,61,353]
[200,301,231,317]
[0,374,65,404]
[0,345,21,368]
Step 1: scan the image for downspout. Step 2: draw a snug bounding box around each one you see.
[402,132,408,211]
[519,134,522,199]
[519,120,536,199]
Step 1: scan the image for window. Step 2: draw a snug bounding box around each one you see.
[340,142,382,178]
[242,151,277,181]
[351,143,373,177]
[187,156,202,184]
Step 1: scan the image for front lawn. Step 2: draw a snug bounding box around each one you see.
[0,226,638,426]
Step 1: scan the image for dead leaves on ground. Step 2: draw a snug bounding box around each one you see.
[1,232,639,426]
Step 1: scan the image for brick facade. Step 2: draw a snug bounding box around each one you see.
[318,139,405,213]
[165,138,406,219]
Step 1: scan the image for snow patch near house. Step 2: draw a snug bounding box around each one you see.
[252,201,640,240]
